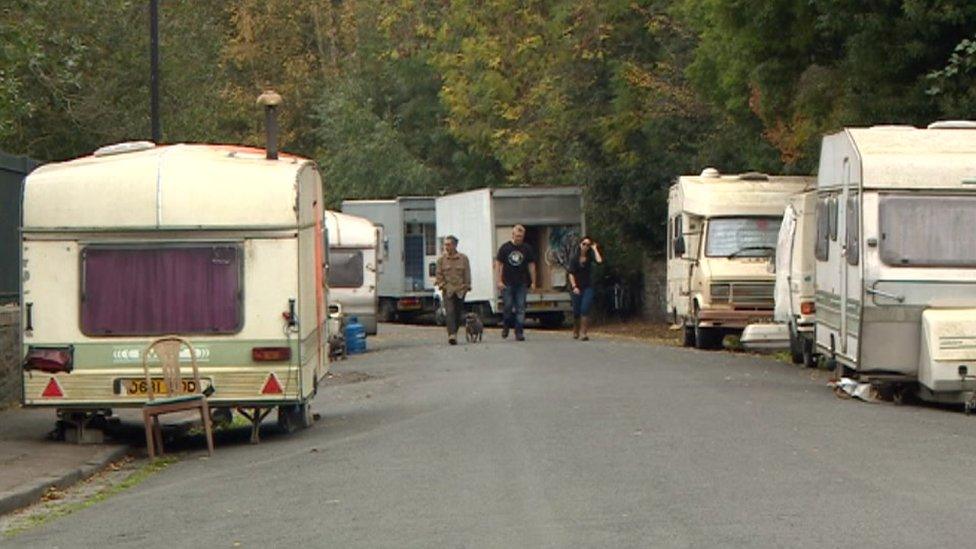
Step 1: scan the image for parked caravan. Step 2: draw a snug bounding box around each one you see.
[21,142,327,431]
[815,123,976,406]
[667,169,812,349]
[435,187,584,327]
[775,190,818,365]
[324,210,381,335]
[341,197,437,321]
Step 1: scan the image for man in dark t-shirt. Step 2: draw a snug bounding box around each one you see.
[494,224,536,340]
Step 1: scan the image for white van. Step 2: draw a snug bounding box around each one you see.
[324,210,381,335]
[815,123,976,406]
[667,169,812,349]
[20,142,328,430]
[774,190,817,365]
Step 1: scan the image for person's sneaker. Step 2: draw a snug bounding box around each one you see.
[449,336,457,345]
[515,333,525,341]
[501,326,510,339]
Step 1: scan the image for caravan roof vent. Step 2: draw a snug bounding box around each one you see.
[700,167,720,178]
[927,120,976,130]
[739,171,770,181]
[93,141,156,157]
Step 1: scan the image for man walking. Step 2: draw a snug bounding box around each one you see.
[435,235,471,345]
[495,225,535,341]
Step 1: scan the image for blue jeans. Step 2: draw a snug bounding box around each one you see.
[501,284,528,334]
[571,287,595,318]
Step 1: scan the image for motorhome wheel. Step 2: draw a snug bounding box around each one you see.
[788,324,803,364]
[801,338,816,368]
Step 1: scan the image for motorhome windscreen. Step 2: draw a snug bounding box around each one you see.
[879,195,976,267]
[80,245,242,336]
[328,249,364,288]
[705,217,782,257]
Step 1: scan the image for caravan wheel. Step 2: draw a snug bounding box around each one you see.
[277,402,313,433]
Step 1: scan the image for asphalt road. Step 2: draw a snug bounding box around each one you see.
[10,324,976,548]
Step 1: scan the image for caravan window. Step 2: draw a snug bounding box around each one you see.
[328,249,365,288]
[828,197,838,241]
[81,245,243,336]
[815,198,829,261]
[846,194,859,266]
[879,195,976,267]
[705,217,781,257]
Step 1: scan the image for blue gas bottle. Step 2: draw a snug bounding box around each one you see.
[344,316,367,354]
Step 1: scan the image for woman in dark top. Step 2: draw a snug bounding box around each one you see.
[567,236,603,340]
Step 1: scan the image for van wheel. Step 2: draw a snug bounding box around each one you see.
[378,300,395,322]
[538,312,565,329]
[694,326,721,350]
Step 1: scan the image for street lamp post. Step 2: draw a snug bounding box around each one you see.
[149,0,160,143]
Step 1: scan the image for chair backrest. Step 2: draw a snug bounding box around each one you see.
[142,336,201,401]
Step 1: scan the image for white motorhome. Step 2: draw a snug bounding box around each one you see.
[324,210,381,335]
[774,190,818,365]
[20,142,327,431]
[435,187,584,327]
[667,169,812,349]
[341,197,437,321]
[815,123,976,406]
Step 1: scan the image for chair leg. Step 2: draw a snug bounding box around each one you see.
[152,415,164,456]
[143,410,156,460]
[200,402,215,456]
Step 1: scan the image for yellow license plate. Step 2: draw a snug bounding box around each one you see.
[119,378,210,396]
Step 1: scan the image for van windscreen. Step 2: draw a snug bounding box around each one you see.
[81,245,242,336]
[328,249,364,288]
[705,217,781,258]
[880,195,976,267]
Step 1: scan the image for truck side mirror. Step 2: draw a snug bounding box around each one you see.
[673,236,686,257]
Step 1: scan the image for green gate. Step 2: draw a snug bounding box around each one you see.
[0,152,40,304]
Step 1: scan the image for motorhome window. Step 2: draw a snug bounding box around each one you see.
[846,194,859,266]
[828,197,838,241]
[328,249,365,288]
[879,195,976,267]
[80,245,242,336]
[705,217,781,257]
[815,199,829,261]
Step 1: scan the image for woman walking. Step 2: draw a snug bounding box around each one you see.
[567,236,603,340]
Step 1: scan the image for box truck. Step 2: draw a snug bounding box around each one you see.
[435,187,584,327]
[341,197,437,321]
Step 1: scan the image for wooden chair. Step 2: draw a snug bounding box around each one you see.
[141,336,214,459]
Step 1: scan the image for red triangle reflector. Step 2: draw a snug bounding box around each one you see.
[41,378,64,398]
[261,373,283,395]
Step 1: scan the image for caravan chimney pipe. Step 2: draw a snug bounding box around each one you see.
[256,90,283,160]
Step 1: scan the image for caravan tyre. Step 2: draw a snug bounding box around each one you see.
[277,402,313,433]
[682,324,695,347]
[801,338,816,368]
[789,326,804,364]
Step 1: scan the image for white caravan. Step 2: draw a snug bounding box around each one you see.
[324,210,381,335]
[815,123,976,406]
[341,197,437,321]
[667,169,812,349]
[435,187,584,327]
[20,142,328,431]
[774,190,818,365]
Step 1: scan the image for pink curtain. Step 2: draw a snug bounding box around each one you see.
[81,246,241,336]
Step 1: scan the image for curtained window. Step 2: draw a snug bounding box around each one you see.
[81,245,243,336]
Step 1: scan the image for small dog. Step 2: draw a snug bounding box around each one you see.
[464,313,484,343]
